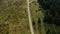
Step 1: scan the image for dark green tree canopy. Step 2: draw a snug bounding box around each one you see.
[38,0,60,26]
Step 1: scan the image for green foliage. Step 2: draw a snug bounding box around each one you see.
[6,32,9,34]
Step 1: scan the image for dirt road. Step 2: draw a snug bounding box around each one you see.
[27,0,34,34]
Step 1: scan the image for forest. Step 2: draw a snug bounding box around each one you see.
[38,0,60,26]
